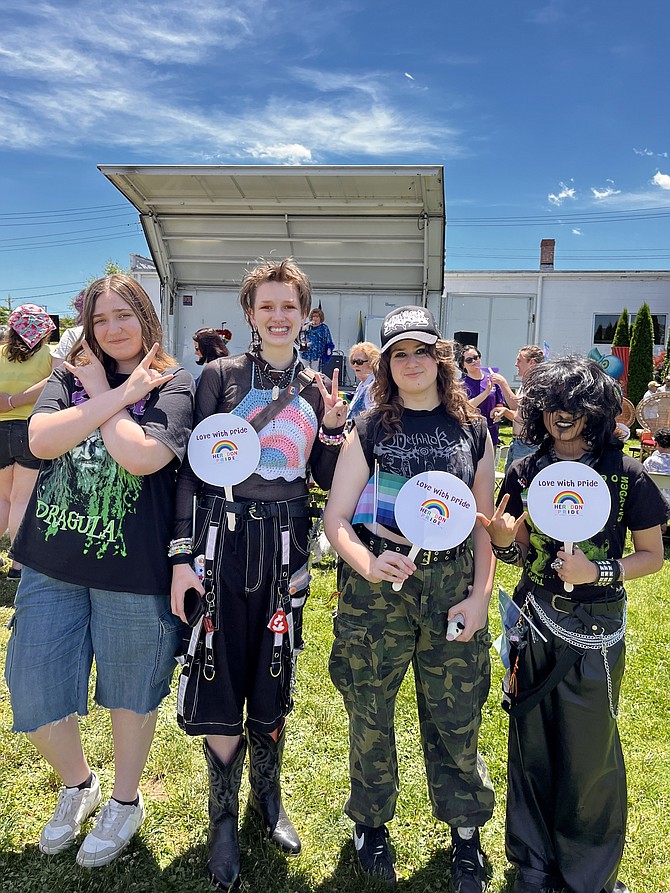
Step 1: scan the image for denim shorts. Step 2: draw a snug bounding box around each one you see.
[0,419,41,470]
[5,566,184,733]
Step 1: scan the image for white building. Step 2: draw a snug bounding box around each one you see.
[440,256,670,382]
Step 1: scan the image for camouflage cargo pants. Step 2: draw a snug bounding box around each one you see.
[329,551,494,828]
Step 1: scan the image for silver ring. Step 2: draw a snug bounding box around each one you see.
[551,558,564,571]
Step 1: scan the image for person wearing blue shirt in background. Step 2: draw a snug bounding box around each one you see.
[302,308,334,371]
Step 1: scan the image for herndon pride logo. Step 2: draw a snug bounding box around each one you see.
[420,499,449,525]
[211,439,239,462]
[553,490,584,515]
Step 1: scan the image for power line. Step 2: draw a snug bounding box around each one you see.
[10,288,86,300]
[447,251,670,261]
[3,280,86,293]
[447,206,670,227]
[0,232,142,253]
[0,212,137,229]
[0,203,130,219]
[0,223,140,246]
[447,244,670,253]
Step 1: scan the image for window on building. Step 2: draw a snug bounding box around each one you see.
[593,313,666,346]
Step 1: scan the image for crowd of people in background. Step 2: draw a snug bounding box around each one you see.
[2,268,669,893]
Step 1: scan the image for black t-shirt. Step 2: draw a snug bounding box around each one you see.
[354,406,487,535]
[503,443,670,598]
[12,366,195,595]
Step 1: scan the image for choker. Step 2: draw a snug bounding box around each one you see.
[254,356,299,400]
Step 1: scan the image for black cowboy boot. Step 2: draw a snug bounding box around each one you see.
[204,738,246,890]
[246,724,301,854]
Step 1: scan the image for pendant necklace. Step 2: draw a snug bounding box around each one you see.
[257,356,298,400]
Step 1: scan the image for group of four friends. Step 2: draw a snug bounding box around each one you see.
[4,259,668,893]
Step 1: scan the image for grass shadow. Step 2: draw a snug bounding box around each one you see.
[0,837,163,892]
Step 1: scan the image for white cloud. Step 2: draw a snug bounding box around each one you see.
[0,4,459,160]
[404,72,414,80]
[0,78,455,163]
[548,182,576,206]
[634,147,668,158]
[653,172,670,190]
[291,68,384,101]
[591,184,621,200]
[572,228,582,235]
[247,143,314,165]
[528,0,565,25]
[0,2,261,69]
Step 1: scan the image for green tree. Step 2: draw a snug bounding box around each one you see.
[612,307,630,347]
[0,296,13,326]
[86,259,129,285]
[628,302,655,406]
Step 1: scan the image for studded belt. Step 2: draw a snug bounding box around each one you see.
[354,524,468,565]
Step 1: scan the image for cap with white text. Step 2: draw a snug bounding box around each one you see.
[380,305,440,353]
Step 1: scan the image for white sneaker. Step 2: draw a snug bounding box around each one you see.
[76,791,145,867]
[39,772,102,854]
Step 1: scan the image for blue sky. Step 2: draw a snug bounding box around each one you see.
[2,0,669,316]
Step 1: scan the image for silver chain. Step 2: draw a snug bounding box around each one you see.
[527,592,626,719]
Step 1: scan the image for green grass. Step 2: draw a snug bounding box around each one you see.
[1,545,669,892]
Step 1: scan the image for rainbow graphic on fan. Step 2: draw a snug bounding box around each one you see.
[553,490,584,514]
[211,439,239,462]
[420,498,450,525]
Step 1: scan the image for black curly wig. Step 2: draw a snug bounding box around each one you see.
[520,356,622,455]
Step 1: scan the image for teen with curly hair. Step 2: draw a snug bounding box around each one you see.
[325,306,496,891]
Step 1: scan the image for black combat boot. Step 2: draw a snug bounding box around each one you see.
[245,724,301,854]
[204,738,246,890]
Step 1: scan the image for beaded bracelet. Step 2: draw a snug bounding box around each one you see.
[318,429,346,446]
[592,559,621,587]
[168,537,193,558]
[491,541,523,564]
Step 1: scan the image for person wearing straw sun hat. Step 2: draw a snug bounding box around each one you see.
[0,303,55,578]
[324,305,496,890]
[479,356,669,893]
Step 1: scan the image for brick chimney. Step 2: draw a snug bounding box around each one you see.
[540,239,555,270]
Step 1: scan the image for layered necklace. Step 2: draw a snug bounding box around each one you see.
[254,353,299,400]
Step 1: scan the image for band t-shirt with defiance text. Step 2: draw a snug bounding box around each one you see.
[12,366,194,595]
[353,406,487,536]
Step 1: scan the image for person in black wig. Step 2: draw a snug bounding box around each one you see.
[479,356,669,893]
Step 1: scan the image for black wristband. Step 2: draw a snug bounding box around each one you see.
[491,541,523,564]
[592,559,620,587]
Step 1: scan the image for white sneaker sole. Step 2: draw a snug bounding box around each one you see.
[38,785,102,855]
[76,809,144,868]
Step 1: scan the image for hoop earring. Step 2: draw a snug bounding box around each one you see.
[250,327,262,353]
[298,329,308,353]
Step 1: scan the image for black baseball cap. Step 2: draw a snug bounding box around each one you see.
[380,305,440,353]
